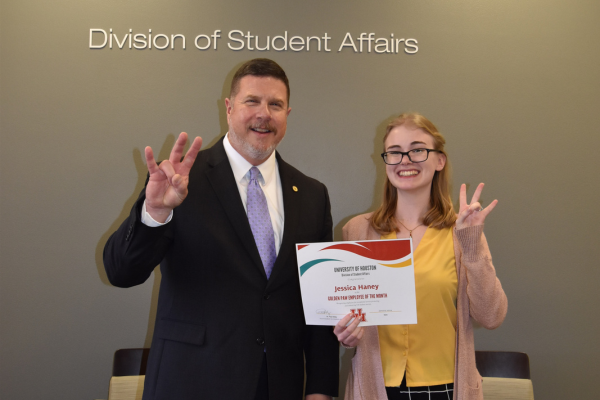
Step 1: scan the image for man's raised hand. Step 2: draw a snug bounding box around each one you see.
[144,132,203,222]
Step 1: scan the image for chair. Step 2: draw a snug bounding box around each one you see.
[475,351,534,400]
[107,348,150,400]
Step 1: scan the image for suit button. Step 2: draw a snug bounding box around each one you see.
[264,294,271,300]
[256,338,265,345]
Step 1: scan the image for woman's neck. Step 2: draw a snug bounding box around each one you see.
[394,188,431,226]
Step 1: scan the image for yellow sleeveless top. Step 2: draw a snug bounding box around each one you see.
[377,227,458,387]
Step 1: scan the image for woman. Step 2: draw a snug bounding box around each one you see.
[334,113,507,400]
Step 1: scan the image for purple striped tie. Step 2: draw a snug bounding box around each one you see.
[247,167,276,279]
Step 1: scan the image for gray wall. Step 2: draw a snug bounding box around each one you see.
[1,0,599,399]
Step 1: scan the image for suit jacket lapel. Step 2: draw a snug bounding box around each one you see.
[268,154,300,284]
[205,139,267,278]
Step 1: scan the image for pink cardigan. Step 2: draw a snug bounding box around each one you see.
[342,214,507,400]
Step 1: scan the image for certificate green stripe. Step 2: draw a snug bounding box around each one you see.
[299,259,341,276]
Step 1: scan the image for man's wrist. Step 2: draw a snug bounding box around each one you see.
[141,201,173,226]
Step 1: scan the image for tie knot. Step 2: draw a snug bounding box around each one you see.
[249,166,261,182]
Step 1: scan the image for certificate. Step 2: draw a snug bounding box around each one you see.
[296,239,417,326]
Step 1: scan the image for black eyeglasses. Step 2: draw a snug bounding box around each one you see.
[381,149,440,165]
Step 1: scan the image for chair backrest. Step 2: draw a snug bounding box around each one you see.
[476,351,534,400]
[107,348,150,400]
[112,348,150,376]
[475,350,530,379]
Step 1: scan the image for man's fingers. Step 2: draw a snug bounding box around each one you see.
[159,160,176,184]
[171,174,184,189]
[171,175,189,199]
[169,132,189,164]
[187,136,203,158]
[181,136,203,171]
[145,146,160,175]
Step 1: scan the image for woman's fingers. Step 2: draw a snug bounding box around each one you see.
[469,202,482,214]
[481,199,498,217]
[459,183,467,209]
[457,183,498,228]
[340,316,363,347]
[334,312,363,345]
[352,326,365,343]
[343,326,364,347]
[333,313,353,335]
[470,183,485,205]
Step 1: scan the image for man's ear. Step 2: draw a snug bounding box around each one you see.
[225,98,233,123]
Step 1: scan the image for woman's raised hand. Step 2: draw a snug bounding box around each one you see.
[333,312,364,348]
[456,183,498,229]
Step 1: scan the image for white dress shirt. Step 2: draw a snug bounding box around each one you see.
[142,133,285,254]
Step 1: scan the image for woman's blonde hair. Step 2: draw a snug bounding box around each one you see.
[370,113,456,235]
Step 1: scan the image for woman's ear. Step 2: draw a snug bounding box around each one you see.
[436,152,447,171]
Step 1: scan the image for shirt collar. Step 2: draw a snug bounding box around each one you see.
[223,133,277,185]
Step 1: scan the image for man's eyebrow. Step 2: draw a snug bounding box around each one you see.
[241,94,285,105]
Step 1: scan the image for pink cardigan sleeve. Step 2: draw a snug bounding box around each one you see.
[454,225,507,329]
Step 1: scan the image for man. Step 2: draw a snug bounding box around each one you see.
[103,58,339,400]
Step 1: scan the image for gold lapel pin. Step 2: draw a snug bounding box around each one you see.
[292,186,298,192]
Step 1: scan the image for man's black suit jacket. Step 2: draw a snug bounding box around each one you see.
[104,139,339,400]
